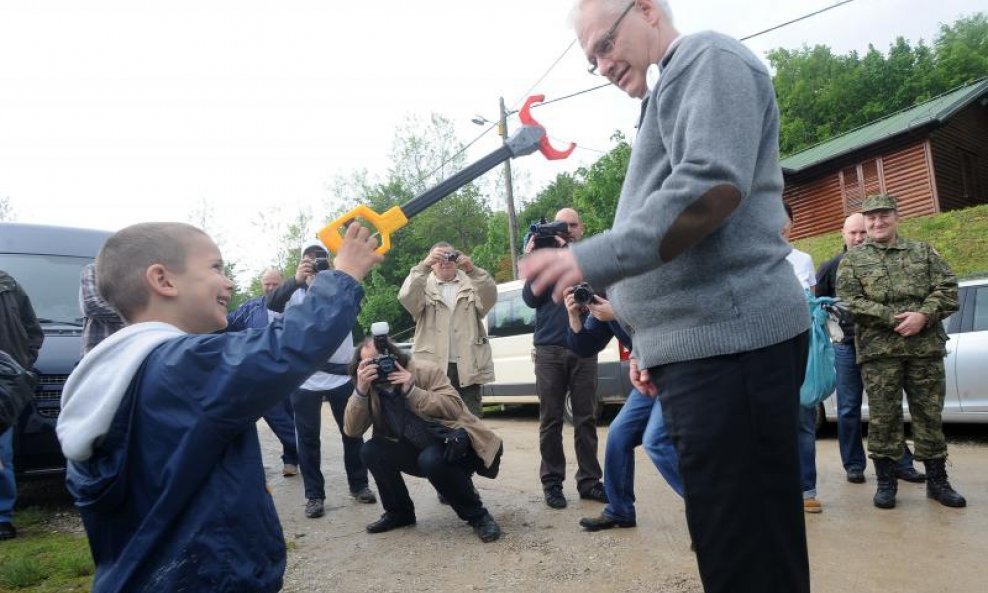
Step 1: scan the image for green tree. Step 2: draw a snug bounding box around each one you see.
[934,13,988,88]
[327,113,497,335]
[769,12,988,156]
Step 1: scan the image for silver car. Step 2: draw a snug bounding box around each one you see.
[822,277,988,423]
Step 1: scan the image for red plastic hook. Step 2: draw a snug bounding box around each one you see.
[518,95,576,160]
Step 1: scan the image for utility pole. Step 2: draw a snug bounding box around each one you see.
[499,96,520,280]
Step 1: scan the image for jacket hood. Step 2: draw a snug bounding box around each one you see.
[57,322,185,461]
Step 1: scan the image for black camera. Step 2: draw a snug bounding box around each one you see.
[314,256,331,272]
[374,354,398,383]
[442,250,461,263]
[529,217,570,250]
[371,322,397,384]
[572,282,596,306]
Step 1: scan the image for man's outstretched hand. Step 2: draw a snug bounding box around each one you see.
[334,223,384,283]
[519,248,584,303]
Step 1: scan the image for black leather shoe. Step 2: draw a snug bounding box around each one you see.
[544,485,567,509]
[366,512,416,534]
[469,513,502,543]
[846,468,866,483]
[0,522,16,540]
[579,483,609,503]
[895,466,927,483]
[579,513,636,532]
[304,498,325,519]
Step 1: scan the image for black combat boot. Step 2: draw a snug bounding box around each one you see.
[873,458,898,509]
[924,458,967,508]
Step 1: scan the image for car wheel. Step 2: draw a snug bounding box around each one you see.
[563,392,602,426]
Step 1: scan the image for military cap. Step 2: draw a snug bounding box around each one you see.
[861,194,898,213]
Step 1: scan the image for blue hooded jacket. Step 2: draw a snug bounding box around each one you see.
[58,271,363,593]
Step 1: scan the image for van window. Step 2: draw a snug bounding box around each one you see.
[487,288,535,338]
[0,253,91,325]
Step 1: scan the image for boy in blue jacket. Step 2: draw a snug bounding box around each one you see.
[56,221,381,593]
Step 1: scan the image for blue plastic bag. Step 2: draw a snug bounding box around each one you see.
[800,292,837,408]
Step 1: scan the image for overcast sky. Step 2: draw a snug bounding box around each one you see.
[0,0,977,276]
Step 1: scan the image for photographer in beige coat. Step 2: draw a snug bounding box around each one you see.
[399,242,496,416]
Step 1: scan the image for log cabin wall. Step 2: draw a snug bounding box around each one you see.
[930,102,988,211]
[784,138,936,240]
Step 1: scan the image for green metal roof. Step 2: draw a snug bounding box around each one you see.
[781,78,988,175]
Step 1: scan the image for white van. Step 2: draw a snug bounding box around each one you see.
[480,279,631,419]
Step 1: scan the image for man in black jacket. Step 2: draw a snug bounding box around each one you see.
[522,208,605,509]
[0,270,44,540]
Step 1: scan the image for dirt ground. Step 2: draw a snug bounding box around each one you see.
[260,408,988,593]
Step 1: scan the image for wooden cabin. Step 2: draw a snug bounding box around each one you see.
[782,79,988,239]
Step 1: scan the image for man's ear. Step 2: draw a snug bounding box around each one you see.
[145,264,179,298]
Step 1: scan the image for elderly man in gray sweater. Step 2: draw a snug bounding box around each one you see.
[522,2,811,592]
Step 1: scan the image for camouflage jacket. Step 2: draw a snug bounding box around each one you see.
[836,236,958,363]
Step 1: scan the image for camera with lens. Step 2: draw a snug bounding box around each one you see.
[572,282,596,306]
[370,322,398,384]
[313,256,331,272]
[442,250,461,263]
[529,217,570,250]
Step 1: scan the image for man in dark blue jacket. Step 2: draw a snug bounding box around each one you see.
[522,208,605,510]
[56,222,381,593]
[562,288,682,532]
[226,266,300,477]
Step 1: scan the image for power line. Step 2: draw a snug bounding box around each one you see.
[510,39,579,111]
[523,0,860,113]
[412,0,860,185]
[415,120,499,189]
[740,0,856,42]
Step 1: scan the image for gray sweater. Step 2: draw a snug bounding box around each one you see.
[571,31,808,368]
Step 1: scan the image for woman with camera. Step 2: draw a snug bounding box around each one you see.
[343,333,503,543]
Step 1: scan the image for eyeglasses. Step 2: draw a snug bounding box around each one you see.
[587,1,636,76]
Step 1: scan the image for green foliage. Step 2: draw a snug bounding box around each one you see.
[770,13,988,155]
[328,114,497,336]
[472,211,513,283]
[794,204,988,279]
[518,132,631,244]
[224,261,251,311]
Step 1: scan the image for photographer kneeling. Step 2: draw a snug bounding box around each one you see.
[343,330,503,543]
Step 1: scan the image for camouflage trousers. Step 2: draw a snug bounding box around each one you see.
[859,357,947,461]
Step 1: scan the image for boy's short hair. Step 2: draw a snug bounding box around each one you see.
[96,222,208,321]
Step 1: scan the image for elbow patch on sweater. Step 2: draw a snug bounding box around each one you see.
[659,184,742,262]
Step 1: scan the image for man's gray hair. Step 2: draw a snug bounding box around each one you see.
[570,0,675,28]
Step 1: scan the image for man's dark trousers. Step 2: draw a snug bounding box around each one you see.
[361,438,485,522]
[653,332,810,593]
[535,345,601,495]
[448,362,482,418]
[291,381,369,500]
[262,397,298,466]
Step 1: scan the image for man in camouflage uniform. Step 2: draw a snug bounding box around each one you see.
[837,194,965,509]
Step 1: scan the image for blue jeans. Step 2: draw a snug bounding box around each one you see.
[797,405,817,498]
[263,396,298,466]
[603,389,683,522]
[834,342,916,471]
[0,428,14,523]
[291,382,368,500]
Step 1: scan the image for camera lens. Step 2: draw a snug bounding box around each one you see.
[573,283,594,305]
